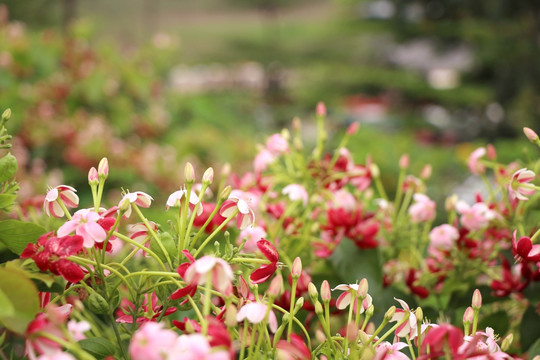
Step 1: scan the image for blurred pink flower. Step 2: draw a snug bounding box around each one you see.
[26,304,72,360]
[507,168,536,201]
[429,224,459,251]
[276,333,312,360]
[43,185,79,218]
[118,191,153,218]
[67,320,90,341]
[456,201,497,231]
[374,341,409,360]
[169,334,231,360]
[408,193,436,223]
[266,133,289,155]
[468,147,486,175]
[238,226,267,252]
[129,322,177,360]
[236,302,278,333]
[390,298,417,340]
[512,230,540,263]
[282,184,308,206]
[184,256,234,295]
[57,209,107,248]
[36,351,76,360]
[254,149,276,174]
[220,196,255,230]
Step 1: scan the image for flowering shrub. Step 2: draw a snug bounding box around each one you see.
[0,105,539,359]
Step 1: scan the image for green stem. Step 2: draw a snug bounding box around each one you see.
[132,204,173,269]
[373,312,410,347]
[287,279,298,341]
[113,231,167,271]
[193,209,238,257]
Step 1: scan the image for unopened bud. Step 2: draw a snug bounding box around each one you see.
[292,117,301,132]
[268,274,283,297]
[370,163,380,178]
[357,330,370,345]
[185,320,196,333]
[219,185,232,201]
[365,305,374,318]
[118,197,131,214]
[202,167,214,185]
[357,278,368,299]
[184,162,195,184]
[415,307,423,323]
[293,297,304,314]
[1,108,11,120]
[221,162,231,178]
[98,157,109,179]
[463,306,474,324]
[225,304,238,328]
[524,127,539,142]
[316,102,326,117]
[281,128,290,141]
[420,164,432,180]
[384,306,396,321]
[347,122,359,135]
[291,257,302,279]
[486,144,497,160]
[501,333,514,352]
[399,154,410,169]
[314,301,324,316]
[308,282,319,303]
[445,194,458,212]
[88,167,98,185]
[472,289,482,310]
[320,280,331,303]
[346,321,358,342]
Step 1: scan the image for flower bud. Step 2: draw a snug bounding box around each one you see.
[357,330,370,345]
[219,185,232,201]
[365,305,374,318]
[399,154,410,169]
[347,122,359,135]
[463,306,474,324]
[314,301,324,316]
[486,144,496,160]
[185,320,196,333]
[472,289,482,310]
[292,116,301,132]
[221,162,231,178]
[268,274,283,297]
[420,164,432,180]
[281,128,290,141]
[202,167,214,185]
[98,157,109,179]
[320,280,331,303]
[357,278,368,299]
[225,304,238,328]
[370,163,380,178]
[293,297,304,314]
[384,306,396,321]
[88,167,98,185]
[415,306,423,323]
[501,333,513,352]
[1,108,11,120]
[184,162,195,184]
[445,194,458,212]
[118,196,131,214]
[316,102,326,117]
[346,321,358,342]
[308,282,319,303]
[524,127,539,142]
[291,257,302,279]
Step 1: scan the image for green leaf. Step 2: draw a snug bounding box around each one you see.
[527,337,540,358]
[150,231,177,264]
[520,304,540,352]
[0,153,17,182]
[0,194,16,212]
[0,220,46,255]
[78,337,117,359]
[0,267,40,334]
[0,288,15,318]
[478,310,509,336]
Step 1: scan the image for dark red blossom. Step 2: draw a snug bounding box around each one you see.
[250,239,279,284]
[420,324,463,358]
[512,230,540,263]
[170,250,197,304]
[490,258,529,297]
[405,268,430,299]
[21,232,85,283]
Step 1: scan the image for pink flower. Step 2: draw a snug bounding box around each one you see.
[184,256,234,295]
[282,184,309,206]
[254,149,276,174]
[249,239,279,284]
[408,193,436,223]
[219,196,255,230]
[276,333,312,360]
[507,168,536,201]
[36,351,76,360]
[166,189,203,215]
[26,304,72,359]
[374,341,409,360]
[127,221,158,257]
[238,226,267,252]
[468,147,486,175]
[332,283,372,314]
[456,201,497,231]
[266,133,289,155]
[390,298,417,340]
[57,209,107,248]
[129,322,178,360]
[169,334,231,360]
[67,320,90,341]
[237,302,278,333]
[118,191,153,218]
[429,224,459,251]
[512,230,540,263]
[43,185,79,218]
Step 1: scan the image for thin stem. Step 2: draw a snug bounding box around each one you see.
[113,231,167,271]
[193,209,238,257]
[132,204,173,269]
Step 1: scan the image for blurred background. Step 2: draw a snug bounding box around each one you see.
[0,0,538,207]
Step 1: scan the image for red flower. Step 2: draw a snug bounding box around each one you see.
[276,333,311,360]
[170,250,198,304]
[21,232,85,283]
[420,324,463,357]
[249,239,279,284]
[512,230,540,263]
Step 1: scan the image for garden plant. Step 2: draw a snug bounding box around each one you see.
[0,102,539,360]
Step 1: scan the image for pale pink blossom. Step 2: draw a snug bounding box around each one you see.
[468,147,486,175]
[67,320,90,341]
[238,226,267,252]
[129,322,178,360]
[408,193,436,223]
[127,222,158,257]
[266,133,289,155]
[456,201,497,231]
[374,341,409,360]
[254,149,276,174]
[390,298,417,340]
[36,351,76,360]
[184,256,234,295]
[166,189,203,215]
[43,185,79,218]
[332,283,372,313]
[330,189,356,211]
[118,191,153,218]
[26,304,72,360]
[57,209,107,248]
[282,184,308,206]
[236,302,278,333]
[316,101,326,116]
[169,334,231,360]
[508,168,536,201]
[220,196,255,230]
[429,224,459,251]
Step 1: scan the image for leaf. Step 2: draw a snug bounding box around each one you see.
[520,304,540,352]
[0,267,40,334]
[78,337,117,359]
[0,194,16,212]
[478,310,509,336]
[527,337,540,358]
[0,220,46,255]
[150,231,177,264]
[0,288,15,318]
[0,153,17,182]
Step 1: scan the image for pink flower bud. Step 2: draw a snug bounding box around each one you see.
[202,167,214,184]
[316,102,326,116]
[347,122,360,135]
[221,163,231,177]
[320,280,331,303]
[357,278,369,299]
[486,144,497,160]
[291,257,302,279]
[472,289,482,309]
[399,154,410,169]
[184,162,195,183]
[308,282,318,302]
[524,127,539,142]
[268,274,283,297]
[420,164,432,179]
[463,306,474,324]
[88,167,98,185]
[98,157,109,178]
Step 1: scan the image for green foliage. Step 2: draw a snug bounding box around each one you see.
[0,220,46,255]
[78,337,117,359]
[0,267,40,334]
